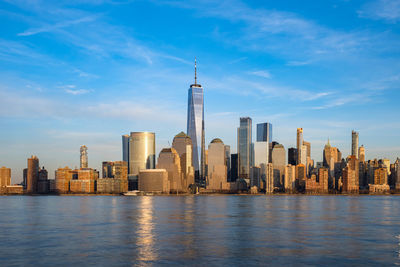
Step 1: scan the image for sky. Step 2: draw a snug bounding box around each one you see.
[0,0,399,183]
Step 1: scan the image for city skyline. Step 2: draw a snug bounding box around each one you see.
[0,0,399,183]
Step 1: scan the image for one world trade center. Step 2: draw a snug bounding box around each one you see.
[187,58,205,186]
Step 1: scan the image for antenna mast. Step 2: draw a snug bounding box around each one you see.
[195,57,197,85]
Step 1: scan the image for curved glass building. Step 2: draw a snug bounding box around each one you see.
[128,132,155,190]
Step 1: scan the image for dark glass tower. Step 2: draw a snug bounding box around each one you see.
[288,147,297,165]
[187,59,205,186]
[256,122,272,142]
[238,117,252,179]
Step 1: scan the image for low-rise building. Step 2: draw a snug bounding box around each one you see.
[305,168,328,194]
[138,169,169,193]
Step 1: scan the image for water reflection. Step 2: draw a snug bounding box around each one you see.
[136,196,157,262]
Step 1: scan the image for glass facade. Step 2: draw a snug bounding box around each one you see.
[122,135,130,163]
[238,117,252,179]
[187,85,204,179]
[256,122,272,143]
[128,132,155,189]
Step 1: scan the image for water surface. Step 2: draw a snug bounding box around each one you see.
[0,195,399,266]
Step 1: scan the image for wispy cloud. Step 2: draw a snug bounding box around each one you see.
[248,70,272,79]
[58,85,92,95]
[17,15,98,36]
[65,88,92,95]
[7,1,185,66]
[286,60,312,66]
[206,75,331,102]
[358,0,400,23]
[311,92,372,110]
[162,0,371,59]
[229,57,247,64]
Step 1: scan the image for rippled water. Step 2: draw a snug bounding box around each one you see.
[0,195,399,266]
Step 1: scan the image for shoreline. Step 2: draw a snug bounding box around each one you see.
[1,193,399,196]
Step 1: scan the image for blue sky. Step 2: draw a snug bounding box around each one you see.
[0,0,399,182]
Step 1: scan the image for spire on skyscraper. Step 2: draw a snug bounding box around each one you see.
[194,57,197,85]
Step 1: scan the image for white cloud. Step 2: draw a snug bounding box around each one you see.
[358,0,400,23]
[65,88,92,95]
[286,60,312,66]
[248,70,272,79]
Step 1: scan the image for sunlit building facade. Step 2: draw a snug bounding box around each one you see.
[80,145,88,169]
[352,130,359,159]
[128,132,156,190]
[296,128,303,165]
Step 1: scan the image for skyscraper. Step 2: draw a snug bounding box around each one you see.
[230,154,238,182]
[359,145,365,162]
[238,117,252,179]
[157,148,182,193]
[288,148,297,165]
[254,141,268,167]
[256,123,272,143]
[352,130,359,159]
[272,144,286,188]
[172,132,195,189]
[122,134,130,163]
[224,145,231,182]
[80,145,88,169]
[342,155,359,193]
[255,122,272,164]
[187,58,205,185]
[128,132,156,190]
[296,128,303,164]
[207,138,229,190]
[27,155,39,193]
[303,141,311,158]
[0,167,11,188]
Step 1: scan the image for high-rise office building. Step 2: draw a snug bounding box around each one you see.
[272,144,286,188]
[300,145,307,165]
[264,163,274,193]
[395,159,400,190]
[288,148,297,165]
[352,130,359,159]
[303,141,311,158]
[0,167,11,188]
[122,134,130,163]
[254,122,272,165]
[80,145,88,169]
[254,141,268,167]
[157,148,182,193]
[207,138,229,190]
[187,59,205,185]
[128,132,156,190]
[342,155,359,193]
[230,154,238,182]
[172,132,195,189]
[323,139,342,188]
[238,117,252,179]
[37,166,49,194]
[296,128,303,164]
[359,145,365,162]
[224,145,231,182]
[256,123,272,142]
[27,156,39,193]
[284,164,296,192]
